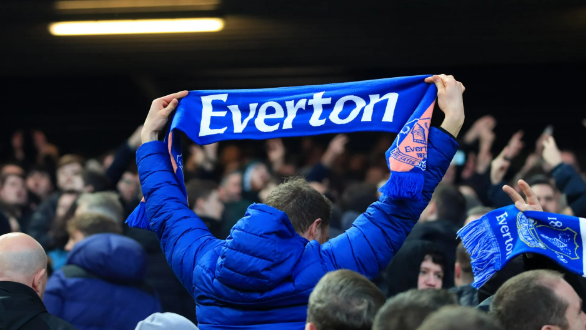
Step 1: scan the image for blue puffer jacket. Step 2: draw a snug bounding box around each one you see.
[44,234,162,330]
[138,127,457,330]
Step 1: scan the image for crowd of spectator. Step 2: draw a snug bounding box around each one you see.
[1,76,586,330]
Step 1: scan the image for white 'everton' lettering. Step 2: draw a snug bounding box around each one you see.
[198,92,400,137]
[495,212,514,257]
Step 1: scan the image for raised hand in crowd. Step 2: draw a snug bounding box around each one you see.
[141,91,189,143]
[425,74,465,137]
[503,179,543,212]
[321,134,348,168]
[476,125,495,174]
[462,115,496,145]
[542,136,562,171]
[127,125,144,150]
[490,131,524,185]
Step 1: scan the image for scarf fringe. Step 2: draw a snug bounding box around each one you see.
[379,171,424,200]
[125,201,151,230]
[457,217,501,289]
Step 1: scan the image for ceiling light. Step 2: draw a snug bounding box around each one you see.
[55,0,220,13]
[49,18,224,35]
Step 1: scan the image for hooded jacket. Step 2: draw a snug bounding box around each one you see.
[0,281,76,330]
[43,234,161,330]
[138,127,457,330]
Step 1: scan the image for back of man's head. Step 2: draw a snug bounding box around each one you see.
[306,269,385,330]
[491,270,569,330]
[0,233,48,297]
[372,289,457,330]
[82,170,111,193]
[432,184,466,226]
[264,177,332,234]
[187,179,218,207]
[418,306,503,330]
[68,213,122,237]
[455,241,473,286]
[76,192,123,224]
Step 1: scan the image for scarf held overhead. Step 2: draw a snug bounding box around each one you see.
[127,75,437,229]
[458,205,586,289]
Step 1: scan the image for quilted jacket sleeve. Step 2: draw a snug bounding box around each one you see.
[319,127,458,279]
[137,141,221,294]
[43,271,66,317]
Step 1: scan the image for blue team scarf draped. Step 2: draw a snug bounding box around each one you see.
[458,205,586,289]
[127,75,437,230]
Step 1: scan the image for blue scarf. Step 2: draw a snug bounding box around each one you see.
[127,75,437,230]
[458,205,586,289]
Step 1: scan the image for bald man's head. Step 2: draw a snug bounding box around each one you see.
[0,233,48,298]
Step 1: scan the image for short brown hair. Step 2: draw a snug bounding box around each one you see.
[264,177,332,233]
[372,289,457,330]
[491,270,568,330]
[307,269,385,330]
[418,306,503,330]
[58,154,85,169]
[186,179,218,207]
[456,241,472,275]
[67,213,122,237]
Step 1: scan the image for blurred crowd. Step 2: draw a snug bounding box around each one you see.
[1,113,586,330]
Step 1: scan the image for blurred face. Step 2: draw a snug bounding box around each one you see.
[117,172,139,202]
[555,279,586,330]
[531,184,560,213]
[251,164,270,191]
[64,230,85,252]
[219,173,242,203]
[198,190,225,220]
[0,175,27,206]
[56,193,78,218]
[57,163,83,192]
[418,255,444,290]
[26,171,53,199]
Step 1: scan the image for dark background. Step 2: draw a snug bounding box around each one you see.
[1,0,585,159]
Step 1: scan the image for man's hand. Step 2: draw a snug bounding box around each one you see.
[503,179,543,212]
[491,147,511,185]
[542,136,562,170]
[463,115,496,144]
[141,91,189,143]
[128,125,144,149]
[424,75,465,138]
[322,134,348,168]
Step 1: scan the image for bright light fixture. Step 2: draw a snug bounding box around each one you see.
[55,0,220,13]
[49,18,224,35]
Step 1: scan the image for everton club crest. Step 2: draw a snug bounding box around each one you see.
[517,212,579,262]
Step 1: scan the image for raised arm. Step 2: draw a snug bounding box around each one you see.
[319,75,465,279]
[139,91,222,293]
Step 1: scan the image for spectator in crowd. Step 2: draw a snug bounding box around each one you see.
[186,179,224,238]
[56,155,85,192]
[75,191,123,225]
[44,220,161,330]
[372,289,457,330]
[135,74,463,328]
[0,173,29,232]
[0,233,75,330]
[406,184,466,287]
[385,240,448,297]
[26,166,54,203]
[64,212,122,251]
[418,306,503,330]
[305,269,385,330]
[27,190,78,251]
[218,171,242,203]
[449,241,478,306]
[525,175,561,213]
[463,206,493,226]
[491,270,586,330]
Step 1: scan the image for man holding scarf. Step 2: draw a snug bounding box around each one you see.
[135,74,465,330]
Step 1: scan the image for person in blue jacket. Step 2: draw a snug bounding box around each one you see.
[43,230,162,330]
[137,74,465,330]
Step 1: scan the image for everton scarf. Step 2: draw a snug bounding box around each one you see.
[127,75,437,230]
[458,205,586,289]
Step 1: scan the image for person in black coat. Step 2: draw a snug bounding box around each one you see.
[0,233,75,330]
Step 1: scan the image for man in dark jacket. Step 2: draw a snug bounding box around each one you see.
[44,226,161,330]
[137,74,465,329]
[0,233,75,330]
